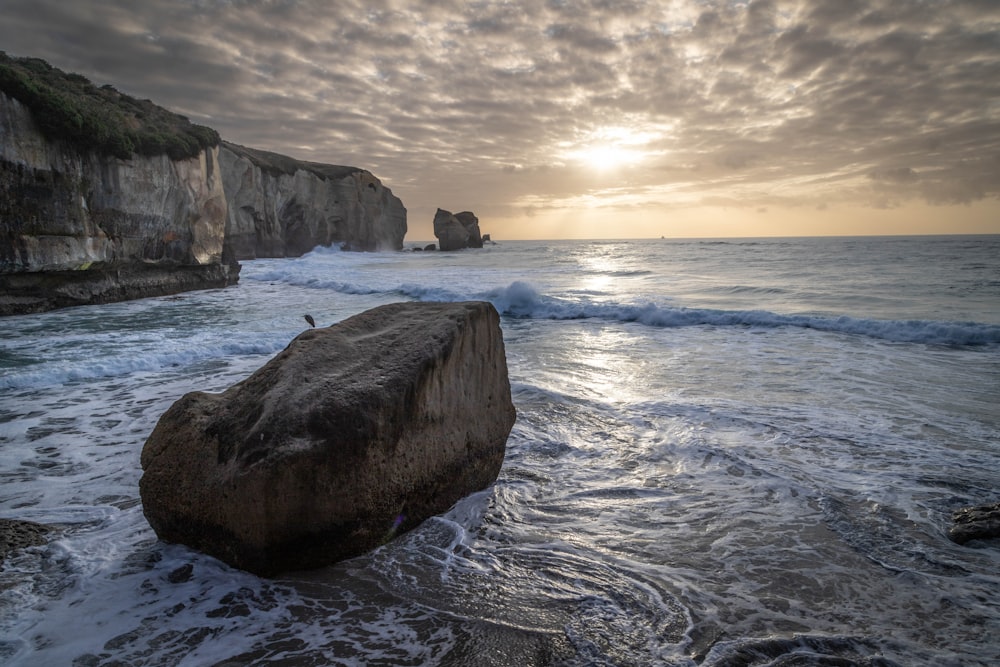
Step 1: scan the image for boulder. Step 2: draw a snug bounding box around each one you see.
[139,301,516,576]
[949,502,1000,545]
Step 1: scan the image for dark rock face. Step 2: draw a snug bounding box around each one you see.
[0,518,50,564]
[454,211,483,248]
[140,301,516,576]
[949,502,1000,545]
[433,208,483,251]
[0,262,239,316]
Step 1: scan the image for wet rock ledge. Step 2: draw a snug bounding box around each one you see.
[949,502,1000,545]
[0,518,50,565]
[139,301,515,576]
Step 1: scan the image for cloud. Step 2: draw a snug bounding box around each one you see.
[1,0,998,235]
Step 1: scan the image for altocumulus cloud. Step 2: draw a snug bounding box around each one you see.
[1,0,998,229]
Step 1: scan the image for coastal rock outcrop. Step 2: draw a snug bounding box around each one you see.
[1,92,238,314]
[0,55,408,315]
[949,502,1000,545]
[219,142,406,259]
[139,301,516,576]
[433,208,483,251]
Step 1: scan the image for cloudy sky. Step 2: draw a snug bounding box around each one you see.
[2,0,999,240]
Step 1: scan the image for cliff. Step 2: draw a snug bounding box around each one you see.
[0,91,237,314]
[0,54,407,315]
[220,142,406,258]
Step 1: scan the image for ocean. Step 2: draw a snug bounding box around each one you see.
[1,235,998,666]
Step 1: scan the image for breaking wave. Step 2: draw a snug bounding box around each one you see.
[483,282,1000,346]
[241,266,1000,347]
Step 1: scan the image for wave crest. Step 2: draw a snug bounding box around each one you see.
[484,282,1000,346]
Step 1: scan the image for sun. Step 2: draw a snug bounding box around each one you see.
[569,143,644,170]
[560,125,659,171]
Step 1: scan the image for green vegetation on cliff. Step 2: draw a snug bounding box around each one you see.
[222,141,359,181]
[0,52,219,160]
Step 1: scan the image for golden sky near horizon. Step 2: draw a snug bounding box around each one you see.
[2,0,999,241]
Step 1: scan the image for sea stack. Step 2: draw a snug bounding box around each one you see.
[432,208,483,250]
[139,301,516,576]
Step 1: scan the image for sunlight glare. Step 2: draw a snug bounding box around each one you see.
[562,125,661,170]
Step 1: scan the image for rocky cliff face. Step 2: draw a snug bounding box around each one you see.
[0,92,408,314]
[220,143,406,258]
[0,92,236,314]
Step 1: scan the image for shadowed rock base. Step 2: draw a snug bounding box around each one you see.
[140,301,515,576]
[0,263,240,316]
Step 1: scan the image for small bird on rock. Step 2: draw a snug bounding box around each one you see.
[304,314,316,327]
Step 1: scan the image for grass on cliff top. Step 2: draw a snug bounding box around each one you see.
[0,52,219,161]
[222,142,361,181]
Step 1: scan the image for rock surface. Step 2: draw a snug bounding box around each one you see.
[0,263,239,314]
[949,502,1000,545]
[140,301,516,576]
[219,142,406,259]
[433,208,483,251]
[0,518,50,564]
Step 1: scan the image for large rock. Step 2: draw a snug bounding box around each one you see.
[433,208,483,251]
[454,211,484,249]
[949,502,1000,545]
[139,301,515,576]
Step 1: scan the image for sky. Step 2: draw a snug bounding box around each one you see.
[1,0,999,241]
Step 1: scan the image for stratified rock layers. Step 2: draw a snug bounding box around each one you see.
[1,92,237,313]
[0,92,407,314]
[139,301,515,576]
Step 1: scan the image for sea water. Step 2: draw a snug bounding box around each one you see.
[1,235,998,666]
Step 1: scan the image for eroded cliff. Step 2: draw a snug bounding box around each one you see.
[1,81,407,314]
[220,142,406,258]
[0,92,237,314]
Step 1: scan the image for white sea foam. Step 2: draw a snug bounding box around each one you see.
[0,335,288,391]
[240,248,1000,345]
